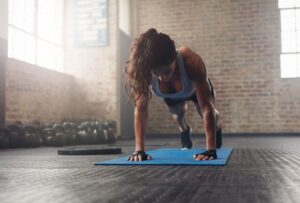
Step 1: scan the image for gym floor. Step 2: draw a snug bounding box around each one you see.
[0,135,300,203]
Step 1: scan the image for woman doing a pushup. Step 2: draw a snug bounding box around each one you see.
[125,28,222,161]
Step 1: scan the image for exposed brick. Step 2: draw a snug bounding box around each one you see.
[4,0,119,127]
[3,0,300,135]
[133,0,300,134]
[5,58,74,124]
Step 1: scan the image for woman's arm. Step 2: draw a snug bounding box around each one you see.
[194,77,217,150]
[134,96,149,152]
[128,96,152,161]
[180,47,217,150]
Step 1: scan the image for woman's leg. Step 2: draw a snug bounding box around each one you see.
[167,101,193,149]
[168,101,188,132]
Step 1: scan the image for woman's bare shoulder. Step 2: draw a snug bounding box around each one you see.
[177,46,196,58]
[177,46,206,81]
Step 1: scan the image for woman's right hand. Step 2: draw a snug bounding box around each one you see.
[127,151,152,161]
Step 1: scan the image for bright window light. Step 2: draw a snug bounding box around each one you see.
[8,0,64,72]
[279,0,300,78]
[8,27,36,64]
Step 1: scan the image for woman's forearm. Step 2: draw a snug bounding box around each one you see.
[203,108,216,150]
[134,105,148,151]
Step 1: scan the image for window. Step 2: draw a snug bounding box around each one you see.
[279,0,300,78]
[8,0,64,72]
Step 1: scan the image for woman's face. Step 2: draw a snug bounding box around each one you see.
[152,60,176,82]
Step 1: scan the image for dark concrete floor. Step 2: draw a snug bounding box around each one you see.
[0,135,300,203]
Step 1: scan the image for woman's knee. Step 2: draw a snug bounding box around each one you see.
[169,102,187,118]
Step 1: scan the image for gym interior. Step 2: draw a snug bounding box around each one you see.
[0,0,299,202]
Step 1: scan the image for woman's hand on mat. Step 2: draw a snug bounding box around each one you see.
[127,151,152,161]
[193,149,217,161]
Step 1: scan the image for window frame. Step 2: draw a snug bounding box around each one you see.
[279,0,300,78]
[8,0,64,72]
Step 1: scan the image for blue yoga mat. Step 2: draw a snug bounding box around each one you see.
[95,148,233,166]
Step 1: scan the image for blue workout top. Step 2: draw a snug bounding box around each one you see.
[150,52,195,100]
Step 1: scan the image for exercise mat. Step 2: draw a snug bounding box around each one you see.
[95,148,232,166]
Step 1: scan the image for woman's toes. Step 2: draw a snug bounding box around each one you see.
[196,154,204,160]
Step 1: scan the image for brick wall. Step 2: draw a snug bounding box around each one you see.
[5,59,75,123]
[1,0,78,124]
[3,0,299,134]
[64,0,119,123]
[133,0,300,134]
[4,0,120,126]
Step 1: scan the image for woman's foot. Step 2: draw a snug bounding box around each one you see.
[181,125,192,149]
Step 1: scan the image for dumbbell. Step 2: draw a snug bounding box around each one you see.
[96,121,109,144]
[62,122,77,145]
[77,123,89,144]
[53,123,66,146]
[102,120,117,143]
[102,120,117,130]
[44,128,55,146]
[0,127,11,148]
[88,121,99,144]
[44,125,65,147]
[6,124,23,148]
[30,120,44,145]
[30,120,46,145]
[103,128,116,144]
[91,121,105,144]
[22,125,40,147]
[78,121,97,144]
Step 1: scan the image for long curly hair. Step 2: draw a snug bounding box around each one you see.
[125,28,177,104]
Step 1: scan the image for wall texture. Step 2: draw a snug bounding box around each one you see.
[64,0,119,123]
[2,0,299,134]
[3,0,120,126]
[132,0,300,134]
[5,58,76,123]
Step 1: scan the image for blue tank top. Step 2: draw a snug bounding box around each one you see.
[150,52,195,100]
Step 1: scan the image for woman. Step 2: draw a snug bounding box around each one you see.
[125,28,222,161]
